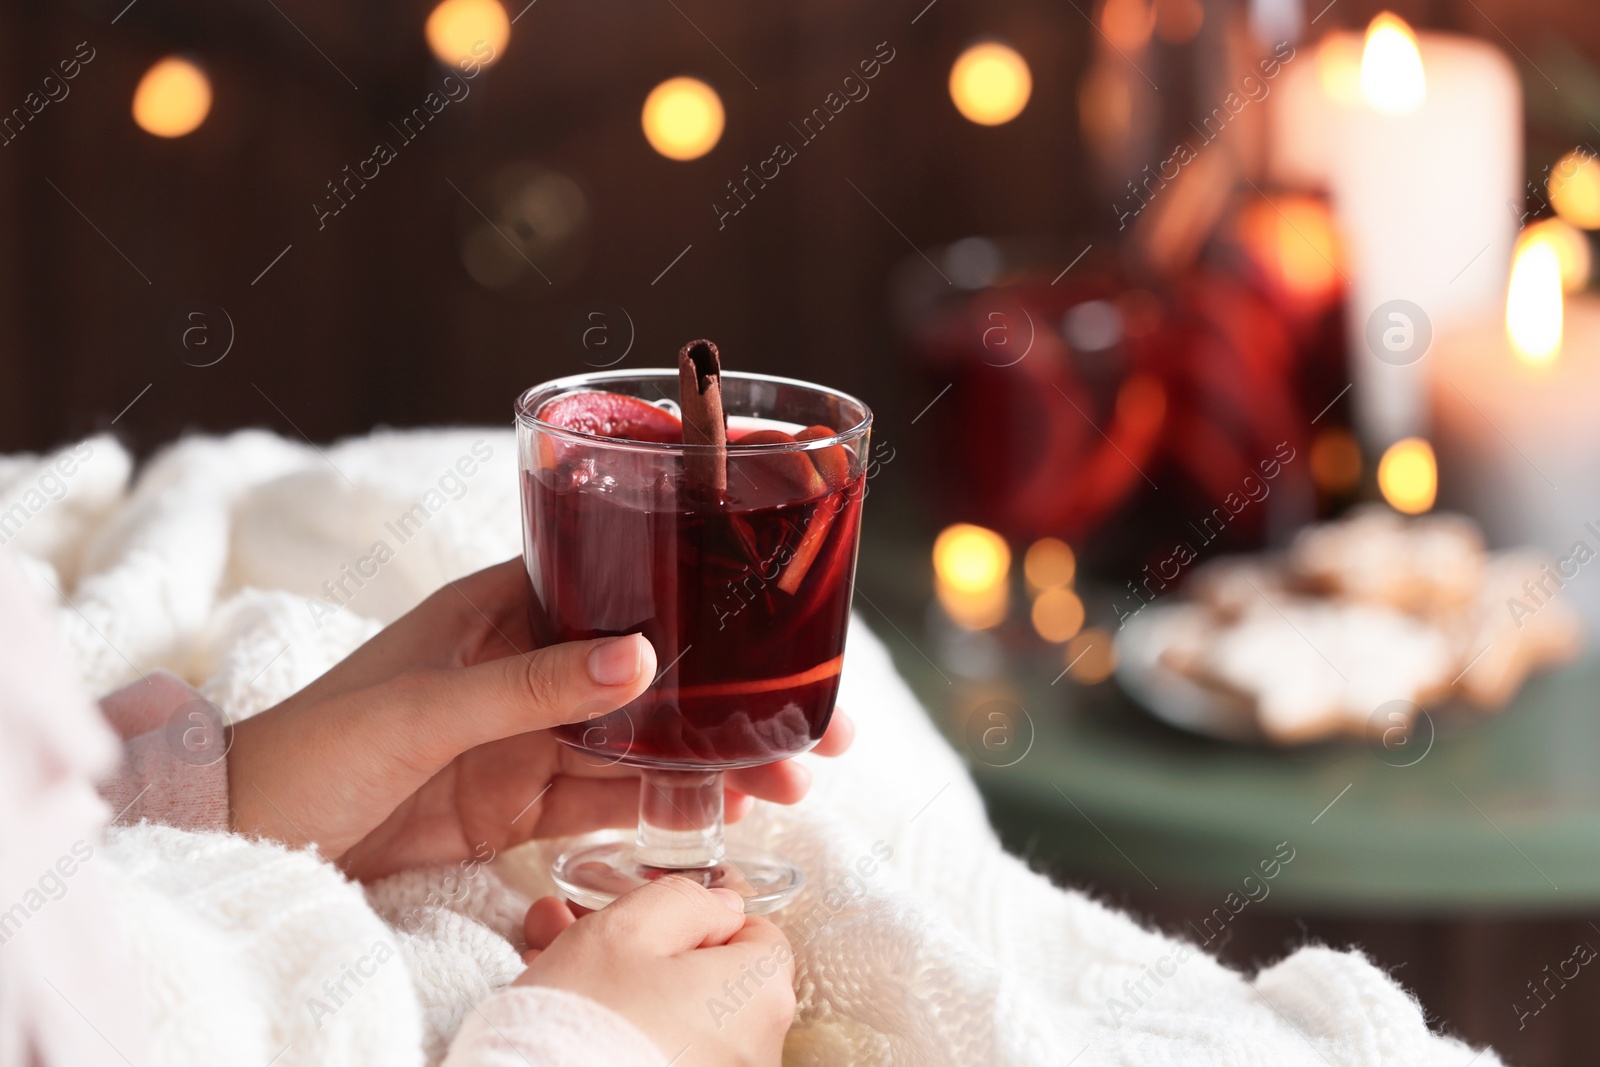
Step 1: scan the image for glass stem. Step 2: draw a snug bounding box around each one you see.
[635,769,725,869]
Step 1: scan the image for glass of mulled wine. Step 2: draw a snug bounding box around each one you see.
[516,368,871,913]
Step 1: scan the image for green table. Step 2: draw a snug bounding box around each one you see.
[861,574,1600,913]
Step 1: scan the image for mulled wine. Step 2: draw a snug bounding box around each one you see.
[524,416,863,768]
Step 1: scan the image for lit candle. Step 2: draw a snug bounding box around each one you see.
[1431,231,1600,629]
[1270,15,1521,448]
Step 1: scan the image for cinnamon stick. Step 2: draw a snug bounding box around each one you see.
[678,339,727,497]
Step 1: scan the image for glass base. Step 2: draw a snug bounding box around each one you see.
[552,838,804,915]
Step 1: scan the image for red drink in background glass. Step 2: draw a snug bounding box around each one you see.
[516,368,871,914]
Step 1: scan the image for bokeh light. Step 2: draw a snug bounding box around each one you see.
[1309,428,1362,495]
[1359,12,1425,115]
[1316,34,1364,106]
[1024,538,1077,590]
[933,523,1011,593]
[1032,588,1086,644]
[132,57,212,138]
[1519,218,1591,292]
[425,0,510,68]
[949,43,1032,126]
[1548,150,1600,231]
[1153,0,1204,44]
[1100,0,1155,52]
[1377,437,1438,515]
[1077,58,1134,160]
[641,77,725,161]
[1238,196,1341,303]
[1065,628,1117,684]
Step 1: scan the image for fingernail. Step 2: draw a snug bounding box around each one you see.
[710,888,746,913]
[588,635,642,687]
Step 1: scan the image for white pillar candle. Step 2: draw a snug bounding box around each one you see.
[1270,19,1521,449]
[1432,278,1600,628]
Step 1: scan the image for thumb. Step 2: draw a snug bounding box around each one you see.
[394,633,656,763]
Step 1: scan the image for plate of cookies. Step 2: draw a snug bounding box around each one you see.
[1114,507,1586,746]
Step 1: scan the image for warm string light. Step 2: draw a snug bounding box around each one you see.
[132,57,212,138]
[948,43,1032,126]
[1377,437,1438,515]
[1359,12,1425,115]
[425,0,510,67]
[641,77,724,160]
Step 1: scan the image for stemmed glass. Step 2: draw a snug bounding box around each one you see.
[516,369,870,913]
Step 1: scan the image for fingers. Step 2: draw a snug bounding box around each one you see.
[444,558,531,620]
[723,915,792,956]
[691,916,796,1002]
[725,760,812,806]
[583,876,747,956]
[396,633,658,764]
[525,777,640,838]
[722,709,851,805]
[524,896,577,951]
[724,792,755,824]
[697,916,794,982]
[812,711,855,757]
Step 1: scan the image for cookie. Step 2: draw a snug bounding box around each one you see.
[1186,555,1292,622]
[1177,598,1456,745]
[1449,551,1584,709]
[1288,505,1485,616]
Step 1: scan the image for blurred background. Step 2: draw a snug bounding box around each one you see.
[7,0,1600,1061]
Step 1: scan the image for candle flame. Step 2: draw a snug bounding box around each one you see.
[1360,13,1425,115]
[1377,438,1437,515]
[1506,237,1565,366]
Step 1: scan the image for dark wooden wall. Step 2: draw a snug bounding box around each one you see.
[2,0,1583,459]
[0,0,1093,457]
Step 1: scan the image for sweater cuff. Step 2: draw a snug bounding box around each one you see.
[442,987,665,1067]
[97,670,231,832]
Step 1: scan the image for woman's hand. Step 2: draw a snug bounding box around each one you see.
[226,559,853,880]
[516,878,795,1065]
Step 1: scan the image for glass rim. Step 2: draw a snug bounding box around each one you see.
[515,368,873,456]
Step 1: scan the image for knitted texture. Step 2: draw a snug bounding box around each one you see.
[16,428,1500,1066]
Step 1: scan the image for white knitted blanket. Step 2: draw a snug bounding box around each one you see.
[3,429,1499,1066]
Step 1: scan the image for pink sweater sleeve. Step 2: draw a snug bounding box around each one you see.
[442,987,665,1067]
[96,669,231,832]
